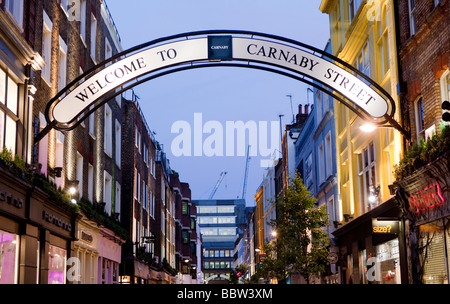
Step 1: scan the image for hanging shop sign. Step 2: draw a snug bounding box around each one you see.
[408,183,445,215]
[372,218,400,235]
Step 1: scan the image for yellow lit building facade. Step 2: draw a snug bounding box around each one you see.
[320,0,406,284]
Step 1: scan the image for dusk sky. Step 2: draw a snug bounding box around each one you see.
[106,1,330,205]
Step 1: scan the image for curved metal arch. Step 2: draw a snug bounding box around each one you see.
[37,30,408,143]
[53,62,382,133]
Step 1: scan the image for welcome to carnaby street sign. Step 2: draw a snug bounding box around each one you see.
[37,30,401,142]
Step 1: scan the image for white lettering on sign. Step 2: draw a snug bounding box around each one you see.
[52,39,208,124]
[232,38,388,118]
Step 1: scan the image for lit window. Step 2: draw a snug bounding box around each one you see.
[48,245,67,284]
[357,141,377,211]
[42,11,52,85]
[0,232,19,284]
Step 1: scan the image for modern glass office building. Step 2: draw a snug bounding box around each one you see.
[192,199,246,283]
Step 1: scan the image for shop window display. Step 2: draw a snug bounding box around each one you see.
[0,231,19,284]
[48,245,67,284]
[375,239,401,284]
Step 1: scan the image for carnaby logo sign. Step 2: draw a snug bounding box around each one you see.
[41,31,394,138]
[208,35,232,61]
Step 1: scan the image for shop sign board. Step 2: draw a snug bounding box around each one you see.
[408,183,445,215]
[372,218,399,235]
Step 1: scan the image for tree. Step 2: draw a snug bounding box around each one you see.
[260,173,330,283]
[229,264,249,284]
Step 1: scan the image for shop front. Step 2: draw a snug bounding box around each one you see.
[395,153,450,284]
[0,170,29,284]
[98,227,124,284]
[333,198,408,284]
[0,166,79,284]
[74,215,99,284]
[29,186,78,284]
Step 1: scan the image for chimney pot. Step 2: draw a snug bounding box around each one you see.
[298,104,303,114]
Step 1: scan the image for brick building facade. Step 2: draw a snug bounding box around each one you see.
[396,0,449,143]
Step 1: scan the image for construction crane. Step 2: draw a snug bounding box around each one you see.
[209,171,227,199]
[241,145,251,199]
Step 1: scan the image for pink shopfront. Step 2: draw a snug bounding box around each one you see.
[97,227,124,284]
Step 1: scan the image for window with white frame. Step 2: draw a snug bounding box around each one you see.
[355,42,371,79]
[76,152,83,199]
[55,131,65,188]
[143,182,148,210]
[105,38,112,66]
[5,0,24,30]
[0,69,19,156]
[408,0,417,36]
[149,190,155,218]
[90,13,97,62]
[415,97,425,142]
[115,182,121,217]
[377,5,390,80]
[38,113,48,176]
[357,141,377,211]
[88,164,94,202]
[325,132,333,179]
[328,195,338,223]
[115,119,121,168]
[88,105,95,138]
[104,104,112,156]
[316,90,323,121]
[134,168,138,200]
[440,69,450,125]
[60,0,68,15]
[318,141,325,185]
[349,0,362,24]
[42,11,52,85]
[104,171,112,214]
[58,37,67,93]
[80,0,87,43]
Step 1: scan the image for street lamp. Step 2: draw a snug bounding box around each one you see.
[368,185,380,204]
[359,123,377,133]
[271,230,277,238]
[66,180,79,204]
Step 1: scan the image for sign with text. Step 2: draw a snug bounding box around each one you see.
[52,39,208,124]
[408,182,445,215]
[372,218,399,235]
[232,38,388,118]
[208,35,232,61]
[45,31,392,133]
